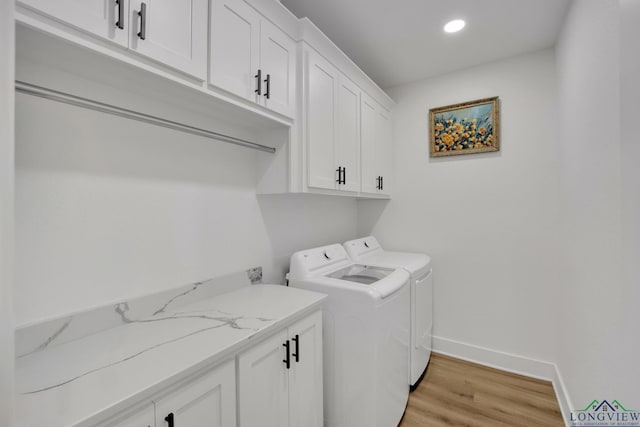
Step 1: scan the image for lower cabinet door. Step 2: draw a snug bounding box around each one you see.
[154,359,236,427]
[238,329,289,427]
[288,311,323,427]
[100,403,155,427]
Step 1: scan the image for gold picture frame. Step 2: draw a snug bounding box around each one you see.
[429,96,500,157]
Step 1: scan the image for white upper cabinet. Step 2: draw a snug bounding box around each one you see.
[18,0,207,79]
[305,47,361,194]
[335,74,361,193]
[361,91,392,196]
[129,0,208,80]
[17,0,394,198]
[209,0,261,101]
[360,92,379,194]
[18,0,130,46]
[378,107,393,196]
[209,0,296,118]
[259,19,296,118]
[306,48,339,191]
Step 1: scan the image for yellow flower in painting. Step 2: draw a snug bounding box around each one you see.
[454,123,464,134]
[486,135,493,141]
[435,123,444,131]
[472,118,477,123]
[470,137,477,143]
[455,144,463,150]
[475,142,484,148]
[478,127,487,135]
[441,133,454,146]
[447,119,453,124]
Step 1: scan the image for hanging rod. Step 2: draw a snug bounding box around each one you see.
[14,80,276,154]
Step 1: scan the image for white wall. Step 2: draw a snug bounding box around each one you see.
[555,0,630,407]
[0,0,15,423]
[14,61,358,326]
[358,49,562,364]
[619,0,640,404]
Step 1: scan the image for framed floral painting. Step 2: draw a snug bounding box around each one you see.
[429,96,500,157]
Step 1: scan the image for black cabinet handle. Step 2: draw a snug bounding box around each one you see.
[292,334,300,362]
[283,340,290,369]
[137,2,146,40]
[164,412,174,427]
[376,176,380,190]
[336,167,343,184]
[343,167,346,185]
[381,176,384,190]
[255,69,262,96]
[115,0,124,30]
[264,74,271,99]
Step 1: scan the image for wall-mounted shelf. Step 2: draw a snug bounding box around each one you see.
[15,80,276,154]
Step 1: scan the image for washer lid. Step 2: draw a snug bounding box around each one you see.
[326,265,394,285]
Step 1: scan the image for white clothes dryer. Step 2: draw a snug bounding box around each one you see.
[343,236,432,388]
[288,244,410,427]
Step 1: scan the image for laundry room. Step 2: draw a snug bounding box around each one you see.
[0,0,638,426]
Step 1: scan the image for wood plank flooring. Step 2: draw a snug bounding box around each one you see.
[399,353,564,427]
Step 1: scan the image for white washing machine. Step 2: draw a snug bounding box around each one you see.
[343,236,432,388]
[288,244,410,427]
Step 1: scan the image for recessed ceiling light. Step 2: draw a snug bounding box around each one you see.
[444,19,465,33]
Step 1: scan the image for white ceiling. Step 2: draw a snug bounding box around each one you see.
[281,0,571,89]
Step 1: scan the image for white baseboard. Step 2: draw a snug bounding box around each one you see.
[432,335,572,426]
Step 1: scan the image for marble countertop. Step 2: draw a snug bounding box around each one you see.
[15,285,326,427]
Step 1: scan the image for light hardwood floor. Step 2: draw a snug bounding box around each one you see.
[399,353,564,427]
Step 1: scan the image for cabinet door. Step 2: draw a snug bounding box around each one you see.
[99,403,155,427]
[335,74,360,193]
[259,19,296,118]
[238,330,289,427]
[377,107,393,196]
[129,0,207,80]
[154,359,236,427]
[306,49,338,190]
[360,92,380,194]
[288,311,323,427]
[210,0,260,101]
[18,0,129,46]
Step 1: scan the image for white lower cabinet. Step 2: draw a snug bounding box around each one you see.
[238,311,323,427]
[154,359,236,427]
[99,310,322,427]
[100,404,155,427]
